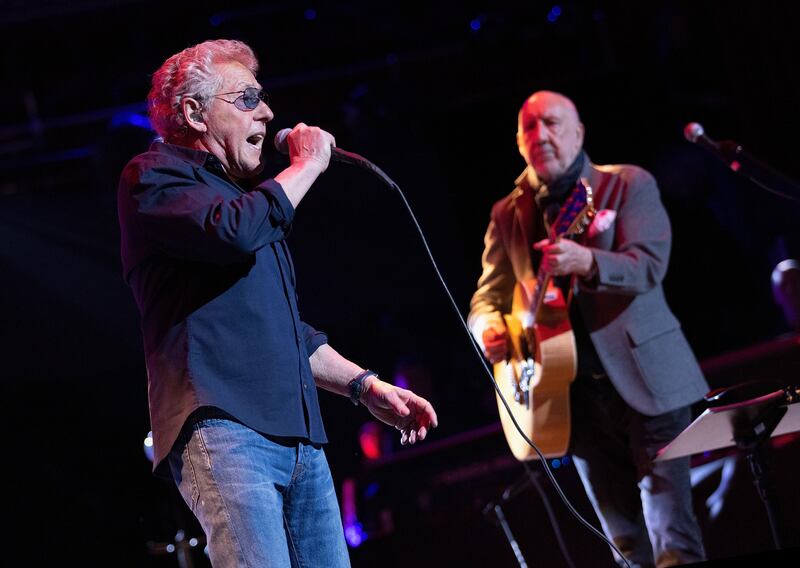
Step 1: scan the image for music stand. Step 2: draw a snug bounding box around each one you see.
[656,384,800,550]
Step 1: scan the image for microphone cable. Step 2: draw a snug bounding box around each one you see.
[337,151,633,568]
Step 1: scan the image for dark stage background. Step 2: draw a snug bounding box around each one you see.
[2,1,800,566]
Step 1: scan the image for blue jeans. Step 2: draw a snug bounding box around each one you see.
[167,414,351,568]
[570,377,706,568]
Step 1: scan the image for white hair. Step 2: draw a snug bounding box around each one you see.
[148,39,259,142]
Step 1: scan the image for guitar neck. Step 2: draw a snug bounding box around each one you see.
[528,179,594,324]
[533,223,567,320]
[531,263,552,324]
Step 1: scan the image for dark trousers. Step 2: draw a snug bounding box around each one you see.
[569,376,706,568]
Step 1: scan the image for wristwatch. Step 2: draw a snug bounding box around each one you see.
[348,370,378,405]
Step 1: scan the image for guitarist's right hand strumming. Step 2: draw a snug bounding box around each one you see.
[482,323,509,363]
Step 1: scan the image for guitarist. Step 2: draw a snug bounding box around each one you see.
[468,91,708,568]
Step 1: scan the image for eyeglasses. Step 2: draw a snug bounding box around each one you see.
[213,87,269,111]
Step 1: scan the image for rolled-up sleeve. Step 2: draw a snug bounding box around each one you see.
[256,178,295,233]
[299,321,328,355]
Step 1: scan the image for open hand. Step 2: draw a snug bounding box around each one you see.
[362,378,438,445]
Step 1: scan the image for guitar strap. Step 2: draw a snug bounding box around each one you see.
[539,185,582,306]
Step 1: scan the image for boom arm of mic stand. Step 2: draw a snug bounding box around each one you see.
[716,141,800,202]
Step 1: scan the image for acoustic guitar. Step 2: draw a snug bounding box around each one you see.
[494,179,596,460]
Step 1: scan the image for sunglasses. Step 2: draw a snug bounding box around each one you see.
[213,87,269,111]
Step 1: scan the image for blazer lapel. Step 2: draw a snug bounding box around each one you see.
[511,169,536,281]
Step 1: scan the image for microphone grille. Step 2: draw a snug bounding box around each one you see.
[683,122,704,143]
[274,128,292,154]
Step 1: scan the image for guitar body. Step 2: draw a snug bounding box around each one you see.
[494,279,577,460]
[492,179,594,461]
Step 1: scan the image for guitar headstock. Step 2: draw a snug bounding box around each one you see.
[550,178,596,239]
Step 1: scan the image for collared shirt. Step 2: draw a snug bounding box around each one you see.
[117,141,328,474]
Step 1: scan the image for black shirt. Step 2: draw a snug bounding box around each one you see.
[118,141,328,474]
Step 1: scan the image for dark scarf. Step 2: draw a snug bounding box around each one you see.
[534,150,586,225]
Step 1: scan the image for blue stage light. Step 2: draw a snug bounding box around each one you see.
[344,522,367,547]
[111,111,152,130]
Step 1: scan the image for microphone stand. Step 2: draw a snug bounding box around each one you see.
[729,386,800,550]
[481,474,531,568]
[706,140,800,203]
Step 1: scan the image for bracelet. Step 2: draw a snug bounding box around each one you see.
[348,370,378,406]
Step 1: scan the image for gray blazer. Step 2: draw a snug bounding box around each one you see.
[468,159,708,416]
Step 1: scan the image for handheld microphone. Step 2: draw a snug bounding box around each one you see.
[273,128,369,167]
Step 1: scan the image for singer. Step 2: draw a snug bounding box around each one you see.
[117,39,437,567]
[468,91,707,567]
